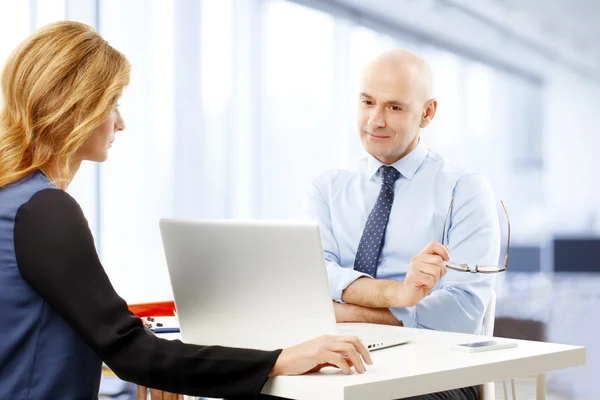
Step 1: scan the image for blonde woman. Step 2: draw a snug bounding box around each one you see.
[0,21,371,400]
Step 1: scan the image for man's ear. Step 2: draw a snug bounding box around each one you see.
[420,98,437,128]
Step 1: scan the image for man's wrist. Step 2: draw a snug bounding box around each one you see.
[383,280,406,307]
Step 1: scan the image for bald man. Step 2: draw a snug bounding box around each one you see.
[305,50,501,399]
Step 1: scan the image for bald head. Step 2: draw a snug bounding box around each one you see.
[357,49,438,165]
[361,50,433,102]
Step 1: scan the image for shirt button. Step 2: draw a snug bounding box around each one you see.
[378,257,382,262]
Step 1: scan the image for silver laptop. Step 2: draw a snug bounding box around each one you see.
[159,219,410,351]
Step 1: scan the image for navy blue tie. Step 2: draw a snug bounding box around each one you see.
[354,166,401,277]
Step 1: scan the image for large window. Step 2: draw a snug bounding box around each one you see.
[98,0,176,302]
[0,0,546,302]
[259,0,337,218]
[423,49,464,159]
[199,0,234,218]
[0,1,30,65]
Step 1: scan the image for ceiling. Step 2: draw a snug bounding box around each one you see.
[326,0,600,81]
[489,0,600,56]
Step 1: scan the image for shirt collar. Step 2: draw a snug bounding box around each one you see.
[366,139,428,181]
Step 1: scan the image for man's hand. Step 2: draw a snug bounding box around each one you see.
[270,335,373,376]
[340,241,449,309]
[398,241,448,307]
[136,386,183,400]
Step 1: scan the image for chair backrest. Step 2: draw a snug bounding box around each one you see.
[483,290,497,336]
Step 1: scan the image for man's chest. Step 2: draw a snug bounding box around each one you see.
[329,183,451,269]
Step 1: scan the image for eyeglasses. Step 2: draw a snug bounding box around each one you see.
[441,197,510,273]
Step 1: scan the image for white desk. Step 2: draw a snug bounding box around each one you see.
[160,322,585,400]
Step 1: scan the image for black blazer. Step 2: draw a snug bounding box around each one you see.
[8,185,281,399]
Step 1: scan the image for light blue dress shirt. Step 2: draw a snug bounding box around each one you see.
[305,140,501,334]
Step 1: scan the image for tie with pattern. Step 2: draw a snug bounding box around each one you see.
[353,166,401,277]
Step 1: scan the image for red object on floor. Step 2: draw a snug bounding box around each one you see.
[128,301,176,317]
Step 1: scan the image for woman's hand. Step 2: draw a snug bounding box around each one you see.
[270,335,373,376]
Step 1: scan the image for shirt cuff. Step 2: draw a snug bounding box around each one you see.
[329,265,373,303]
[389,306,416,328]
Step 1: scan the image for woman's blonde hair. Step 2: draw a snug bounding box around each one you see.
[0,21,130,188]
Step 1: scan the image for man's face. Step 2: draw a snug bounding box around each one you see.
[357,61,434,164]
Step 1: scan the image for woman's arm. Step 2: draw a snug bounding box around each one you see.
[14,188,280,399]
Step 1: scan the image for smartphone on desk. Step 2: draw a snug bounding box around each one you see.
[451,340,518,353]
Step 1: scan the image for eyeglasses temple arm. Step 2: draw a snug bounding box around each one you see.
[442,196,454,246]
[501,200,510,268]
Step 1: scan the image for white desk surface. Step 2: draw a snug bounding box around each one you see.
[159,322,585,400]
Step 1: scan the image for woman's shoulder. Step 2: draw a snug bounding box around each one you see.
[19,187,83,221]
[14,186,89,246]
[0,171,62,220]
